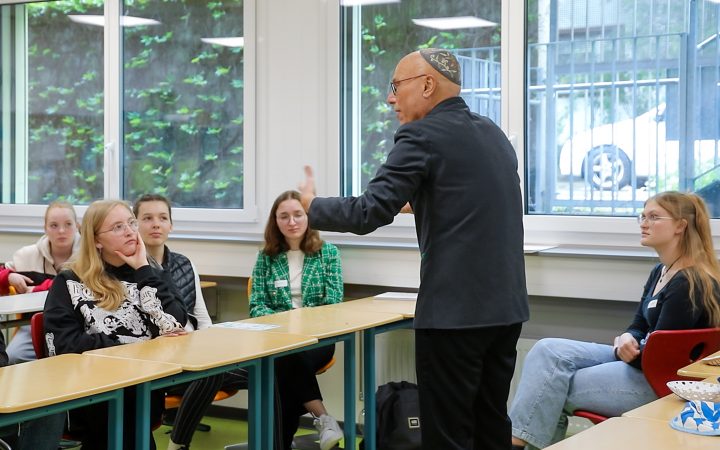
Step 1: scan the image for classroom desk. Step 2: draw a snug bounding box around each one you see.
[622,393,687,422]
[623,377,718,423]
[677,350,720,378]
[0,291,47,328]
[545,416,718,450]
[623,376,719,422]
[335,295,416,450]
[0,353,181,450]
[339,296,416,318]
[239,305,405,449]
[85,327,318,450]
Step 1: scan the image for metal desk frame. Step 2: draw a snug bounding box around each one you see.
[0,389,124,450]
[362,318,414,450]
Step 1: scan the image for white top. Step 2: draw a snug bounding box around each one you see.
[287,250,304,309]
[189,261,213,330]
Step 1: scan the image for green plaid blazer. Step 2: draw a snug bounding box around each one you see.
[249,241,343,317]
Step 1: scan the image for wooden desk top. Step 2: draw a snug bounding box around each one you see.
[622,393,687,422]
[678,351,720,378]
[623,376,718,422]
[545,417,718,450]
[199,281,217,289]
[0,354,180,413]
[85,327,318,371]
[0,291,47,315]
[337,297,416,318]
[239,304,405,339]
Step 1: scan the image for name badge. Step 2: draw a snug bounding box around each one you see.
[647,299,658,308]
[274,279,288,288]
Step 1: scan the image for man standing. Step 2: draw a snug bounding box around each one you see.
[300,49,529,449]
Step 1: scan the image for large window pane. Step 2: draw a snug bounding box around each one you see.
[122,0,244,208]
[1,0,104,204]
[527,0,720,216]
[341,0,502,195]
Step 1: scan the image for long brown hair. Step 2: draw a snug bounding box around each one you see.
[650,191,720,327]
[263,190,322,257]
[68,200,132,310]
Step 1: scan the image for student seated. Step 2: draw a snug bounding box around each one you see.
[134,193,248,450]
[509,191,720,449]
[44,199,187,450]
[250,190,344,450]
[0,201,79,364]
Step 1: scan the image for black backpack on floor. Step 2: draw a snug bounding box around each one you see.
[361,381,421,450]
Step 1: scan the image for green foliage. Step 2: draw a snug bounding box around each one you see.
[20,0,244,207]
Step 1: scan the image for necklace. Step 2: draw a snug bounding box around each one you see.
[659,256,681,284]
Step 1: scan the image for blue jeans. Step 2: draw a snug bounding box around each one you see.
[7,326,36,364]
[509,338,657,449]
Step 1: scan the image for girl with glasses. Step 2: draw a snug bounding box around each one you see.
[250,190,344,450]
[44,199,187,450]
[509,191,720,449]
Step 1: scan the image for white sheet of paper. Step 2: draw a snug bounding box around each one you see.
[374,292,418,301]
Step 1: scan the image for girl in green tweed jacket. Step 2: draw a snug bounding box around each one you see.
[250,190,344,450]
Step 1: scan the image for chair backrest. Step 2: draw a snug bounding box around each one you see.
[641,328,720,396]
[30,312,48,359]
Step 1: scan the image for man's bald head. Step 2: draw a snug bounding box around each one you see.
[388,50,462,124]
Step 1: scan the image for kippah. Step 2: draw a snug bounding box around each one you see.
[419,48,461,86]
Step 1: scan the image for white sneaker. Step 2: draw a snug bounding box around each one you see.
[313,414,343,450]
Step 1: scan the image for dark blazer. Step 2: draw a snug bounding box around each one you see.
[309,97,529,329]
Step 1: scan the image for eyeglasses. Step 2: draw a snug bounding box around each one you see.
[98,219,139,235]
[390,74,427,95]
[637,214,673,224]
[276,213,307,223]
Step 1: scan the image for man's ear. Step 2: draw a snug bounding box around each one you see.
[422,75,437,98]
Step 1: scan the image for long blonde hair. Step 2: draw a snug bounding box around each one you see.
[68,200,131,310]
[651,191,720,327]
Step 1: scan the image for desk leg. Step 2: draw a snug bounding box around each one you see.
[344,333,357,450]
[262,356,276,449]
[247,360,261,450]
[135,383,152,450]
[107,389,124,450]
[362,329,377,450]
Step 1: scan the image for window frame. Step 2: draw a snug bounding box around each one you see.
[0,0,259,236]
[334,0,720,249]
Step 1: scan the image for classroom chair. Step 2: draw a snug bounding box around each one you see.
[572,327,720,424]
[30,312,47,359]
[163,387,239,432]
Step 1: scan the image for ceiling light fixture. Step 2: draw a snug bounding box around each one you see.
[68,15,161,27]
[201,37,245,48]
[340,0,401,6]
[412,16,497,30]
